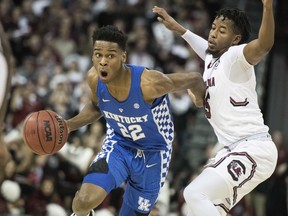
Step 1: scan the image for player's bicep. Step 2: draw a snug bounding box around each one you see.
[244,40,269,65]
[142,70,174,99]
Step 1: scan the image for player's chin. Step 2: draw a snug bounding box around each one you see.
[99,77,109,83]
[206,47,217,55]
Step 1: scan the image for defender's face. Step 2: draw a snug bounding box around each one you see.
[92,41,126,83]
[207,17,239,57]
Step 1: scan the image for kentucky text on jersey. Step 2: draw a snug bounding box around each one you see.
[103,110,148,124]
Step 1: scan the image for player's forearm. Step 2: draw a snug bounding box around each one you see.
[168,72,203,91]
[66,101,102,132]
[258,2,274,52]
[168,72,205,100]
[172,24,187,36]
[181,30,208,60]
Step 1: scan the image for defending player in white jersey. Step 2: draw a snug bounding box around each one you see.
[0,22,12,183]
[153,0,277,215]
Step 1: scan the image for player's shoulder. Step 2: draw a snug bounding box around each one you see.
[141,68,170,87]
[227,44,247,55]
[221,44,247,61]
[87,67,98,88]
[87,67,98,80]
[87,66,97,77]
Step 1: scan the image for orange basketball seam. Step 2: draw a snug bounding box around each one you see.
[36,111,48,154]
[45,110,57,154]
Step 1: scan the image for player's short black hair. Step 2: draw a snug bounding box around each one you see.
[215,8,251,44]
[92,25,128,51]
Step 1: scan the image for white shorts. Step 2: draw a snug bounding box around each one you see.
[205,132,278,212]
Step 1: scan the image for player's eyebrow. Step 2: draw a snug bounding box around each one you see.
[93,48,117,52]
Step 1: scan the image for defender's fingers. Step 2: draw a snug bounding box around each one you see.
[152,6,167,17]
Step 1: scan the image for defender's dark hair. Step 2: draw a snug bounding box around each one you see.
[216,8,251,44]
[92,25,128,50]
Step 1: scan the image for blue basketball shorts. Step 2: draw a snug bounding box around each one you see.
[83,142,172,215]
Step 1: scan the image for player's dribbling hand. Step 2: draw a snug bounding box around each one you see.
[152,6,187,35]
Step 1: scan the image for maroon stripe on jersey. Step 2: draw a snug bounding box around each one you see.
[215,203,230,213]
[230,97,249,106]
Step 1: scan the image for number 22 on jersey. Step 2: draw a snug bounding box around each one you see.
[118,123,146,141]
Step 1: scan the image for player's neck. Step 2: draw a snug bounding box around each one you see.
[108,65,130,87]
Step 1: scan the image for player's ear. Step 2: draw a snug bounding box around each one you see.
[122,51,127,63]
[232,35,241,45]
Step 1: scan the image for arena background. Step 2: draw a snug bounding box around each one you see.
[1,0,287,215]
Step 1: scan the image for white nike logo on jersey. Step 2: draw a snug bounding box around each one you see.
[146,163,157,168]
[102,99,110,102]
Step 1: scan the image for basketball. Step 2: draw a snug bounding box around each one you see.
[23,110,69,155]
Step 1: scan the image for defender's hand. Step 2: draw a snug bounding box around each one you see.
[152,6,187,35]
[187,89,204,108]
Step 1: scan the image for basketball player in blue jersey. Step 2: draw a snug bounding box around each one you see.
[67,25,205,216]
[153,0,278,215]
[0,22,12,183]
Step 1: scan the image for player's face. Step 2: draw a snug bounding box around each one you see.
[92,41,126,83]
[207,17,240,57]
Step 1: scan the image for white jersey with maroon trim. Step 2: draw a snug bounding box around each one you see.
[203,44,269,145]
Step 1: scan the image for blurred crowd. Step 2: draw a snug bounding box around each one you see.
[0,0,287,216]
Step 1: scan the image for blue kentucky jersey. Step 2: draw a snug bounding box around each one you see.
[97,64,174,151]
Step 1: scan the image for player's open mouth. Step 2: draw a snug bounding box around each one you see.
[101,71,108,77]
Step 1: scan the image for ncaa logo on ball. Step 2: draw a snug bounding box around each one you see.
[43,120,53,142]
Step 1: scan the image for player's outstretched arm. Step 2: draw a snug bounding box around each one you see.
[244,0,274,65]
[66,68,103,133]
[152,6,208,60]
[141,69,205,108]
[166,72,206,108]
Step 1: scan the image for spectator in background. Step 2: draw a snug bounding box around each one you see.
[52,15,76,61]
[266,130,288,216]
[25,176,65,216]
[10,82,45,127]
[0,179,24,215]
[82,121,106,155]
